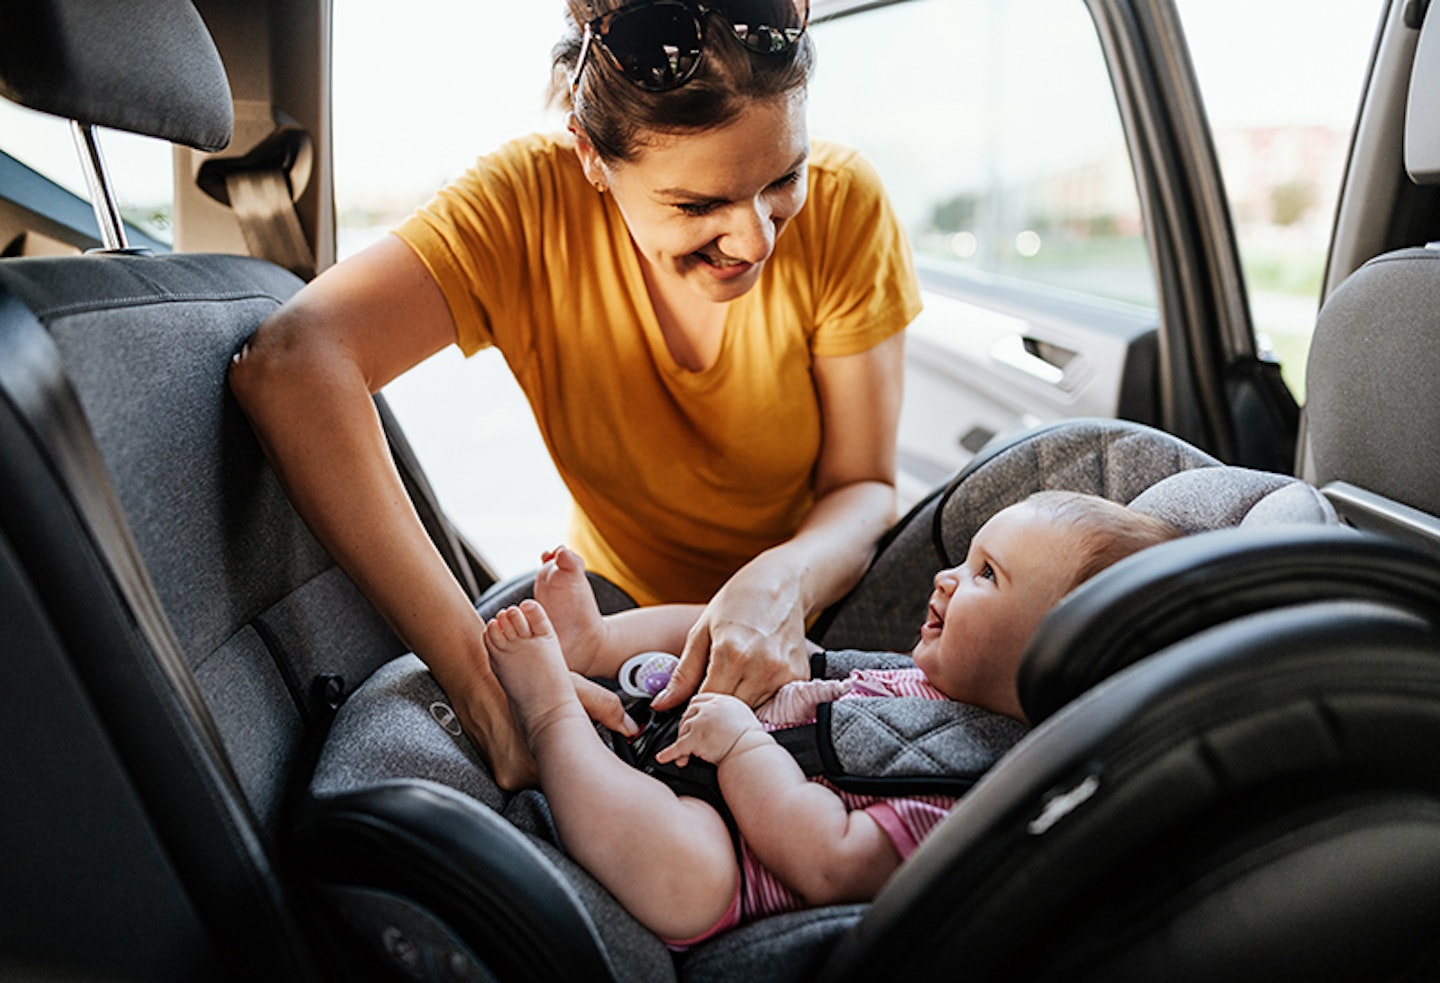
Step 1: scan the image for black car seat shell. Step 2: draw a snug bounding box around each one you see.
[824,599,1440,981]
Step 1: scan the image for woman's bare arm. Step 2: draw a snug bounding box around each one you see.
[229,235,626,787]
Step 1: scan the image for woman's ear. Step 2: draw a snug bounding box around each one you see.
[568,115,609,192]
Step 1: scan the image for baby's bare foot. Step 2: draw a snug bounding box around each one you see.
[534,546,609,676]
[485,600,585,745]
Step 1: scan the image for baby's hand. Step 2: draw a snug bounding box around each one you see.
[655,693,765,768]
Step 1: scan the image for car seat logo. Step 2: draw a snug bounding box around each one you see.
[429,701,462,736]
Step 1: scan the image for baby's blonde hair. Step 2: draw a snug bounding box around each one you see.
[1023,490,1184,593]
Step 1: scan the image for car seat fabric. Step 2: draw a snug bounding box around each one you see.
[0,0,233,152]
[0,254,414,831]
[1305,245,1440,519]
[0,275,323,977]
[1127,463,1337,531]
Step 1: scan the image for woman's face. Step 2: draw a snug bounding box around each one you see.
[577,90,810,305]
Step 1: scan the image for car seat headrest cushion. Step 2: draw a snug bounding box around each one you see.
[0,0,233,151]
[1127,466,1338,533]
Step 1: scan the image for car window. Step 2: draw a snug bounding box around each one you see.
[0,100,175,246]
[334,0,569,577]
[1175,0,1380,399]
[808,0,1158,310]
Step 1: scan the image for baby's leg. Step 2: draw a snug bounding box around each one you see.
[486,600,737,941]
[533,546,610,677]
[535,546,703,679]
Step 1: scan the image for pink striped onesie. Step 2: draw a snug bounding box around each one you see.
[666,667,975,948]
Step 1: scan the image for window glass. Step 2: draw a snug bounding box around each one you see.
[334,0,569,576]
[808,0,1157,308]
[1175,0,1381,399]
[0,100,174,246]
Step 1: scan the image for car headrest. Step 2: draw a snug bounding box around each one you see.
[935,418,1220,566]
[0,0,232,151]
[1407,2,1440,183]
[1127,463,1337,532]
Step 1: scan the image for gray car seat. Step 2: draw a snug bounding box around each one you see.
[299,418,1346,983]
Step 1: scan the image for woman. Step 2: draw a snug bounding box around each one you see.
[229,0,921,789]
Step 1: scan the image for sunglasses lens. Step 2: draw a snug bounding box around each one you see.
[721,0,808,53]
[604,2,704,90]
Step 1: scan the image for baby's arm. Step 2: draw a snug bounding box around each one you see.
[586,605,705,677]
[657,694,903,905]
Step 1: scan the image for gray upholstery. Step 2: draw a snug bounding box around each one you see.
[826,699,1026,784]
[0,253,406,839]
[0,0,232,151]
[934,418,1220,563]
[1129,464,1337,532]
[1305,246,1440,518]
[681,906,867,983]
[1407,1,1440,184]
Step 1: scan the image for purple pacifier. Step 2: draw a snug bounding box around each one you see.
[618,651,679,699]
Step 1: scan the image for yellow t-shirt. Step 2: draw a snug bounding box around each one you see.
[396,133,921,605]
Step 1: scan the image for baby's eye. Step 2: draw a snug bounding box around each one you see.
[979,563,995,582]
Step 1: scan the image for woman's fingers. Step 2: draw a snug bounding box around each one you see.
[572,673,639,736]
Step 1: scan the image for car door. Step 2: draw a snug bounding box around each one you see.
[806,0,1304,503]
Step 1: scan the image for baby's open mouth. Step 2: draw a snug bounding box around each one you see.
[924,600,944,632]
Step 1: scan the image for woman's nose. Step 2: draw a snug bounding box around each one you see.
[719,200,776,264]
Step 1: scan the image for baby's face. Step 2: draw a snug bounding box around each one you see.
[912,502,1083,721]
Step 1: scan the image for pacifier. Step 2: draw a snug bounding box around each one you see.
[618,651,680,699]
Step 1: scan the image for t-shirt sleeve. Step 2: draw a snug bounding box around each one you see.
[863,796,956,859]
[393,136,550,357]
[806,146,923,359]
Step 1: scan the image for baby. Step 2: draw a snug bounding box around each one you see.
[484,491,1181,945]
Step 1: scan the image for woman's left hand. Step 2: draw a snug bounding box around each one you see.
[650,553,810,710]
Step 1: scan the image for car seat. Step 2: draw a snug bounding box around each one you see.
[298,417,1355,983]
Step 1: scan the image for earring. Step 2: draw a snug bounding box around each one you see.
[594,182,607,194]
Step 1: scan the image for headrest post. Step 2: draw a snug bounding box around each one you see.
[70,122,129,251]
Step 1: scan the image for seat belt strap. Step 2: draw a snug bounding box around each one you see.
[224,169,316,280]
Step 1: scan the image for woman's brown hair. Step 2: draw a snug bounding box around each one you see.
[551,0,814,162]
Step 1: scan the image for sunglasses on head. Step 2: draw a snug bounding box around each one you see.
[572,0,810,94]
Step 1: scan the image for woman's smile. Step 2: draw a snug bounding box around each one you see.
[692,247,757,281]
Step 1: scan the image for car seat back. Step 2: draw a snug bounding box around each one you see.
[1302,3,1440,555]
[0,271,327,978]
[0,1,485,976]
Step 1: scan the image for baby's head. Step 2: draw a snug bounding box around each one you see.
[912,491,1182,722]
